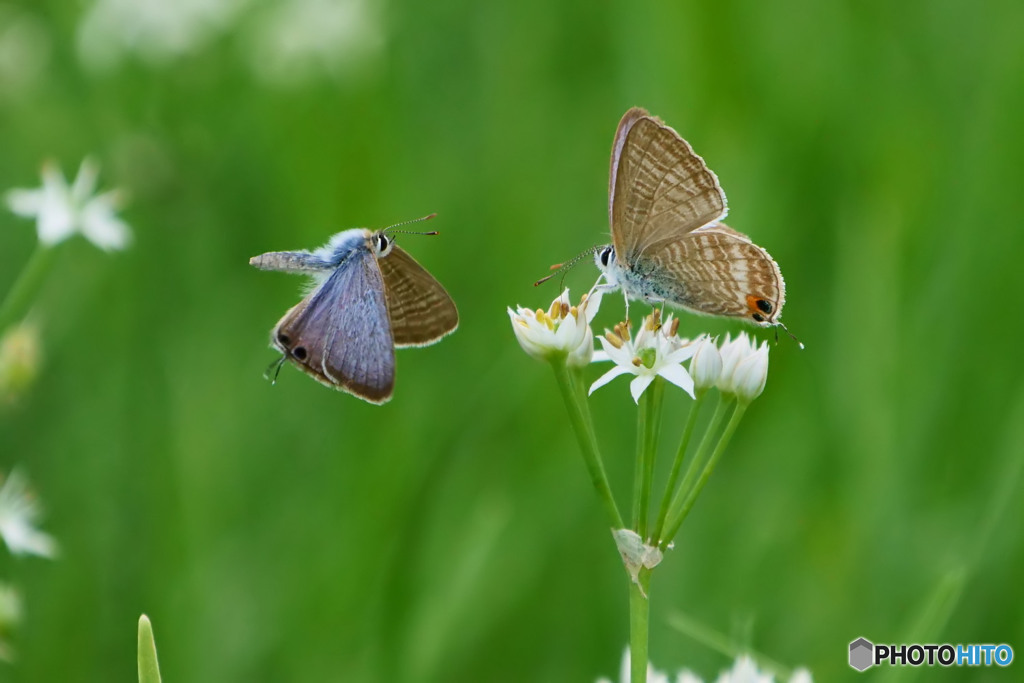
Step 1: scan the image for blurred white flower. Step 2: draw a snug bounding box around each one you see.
[709,656,812,683]
[689,336,723,394]
[5,159,131,251]
[590,313,702,403]
[599,651,813,683]
[0,469,57,559]
[716,334,769,403]
[77,0,247,70]
[245,0,384,86]
[597,647,674,683]
[508,288,603,366]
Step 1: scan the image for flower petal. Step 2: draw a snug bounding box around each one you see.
[4,189,44,217]
[81,197,131,250]
[629,374,655,403]
[658,363,695,399]
[71,157,99,203]
[589,365,632,395]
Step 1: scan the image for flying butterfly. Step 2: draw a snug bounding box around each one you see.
[552,108,788,329]
[250,215,458,404]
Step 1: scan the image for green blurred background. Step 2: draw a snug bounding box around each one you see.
[1,0,1023,680]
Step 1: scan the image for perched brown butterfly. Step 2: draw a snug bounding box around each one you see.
[250,215,458,404]
[589,107,787,328]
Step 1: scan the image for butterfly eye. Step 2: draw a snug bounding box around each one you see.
[599,247,614,267]
[375,233,390,253]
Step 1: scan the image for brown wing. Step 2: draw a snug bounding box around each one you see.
[377,245,458,347]
[646,223,786,323]
[609,108,727,264]
[271,248,396,403]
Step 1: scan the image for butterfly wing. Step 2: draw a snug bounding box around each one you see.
[644,223,786,323]
[609,108,728,264]
[272,247,396,403]
[377,245,459,347]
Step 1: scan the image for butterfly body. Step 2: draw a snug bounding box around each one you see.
[596,108,786,328]
[251,225,458,403]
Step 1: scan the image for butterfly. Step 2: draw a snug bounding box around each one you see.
[250,217,458,404]
[592,107,786,327]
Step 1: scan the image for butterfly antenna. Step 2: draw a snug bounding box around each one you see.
[534,246,602,287]
[775,322,805,350]
[383,213,440,236]
[264,355,287,384]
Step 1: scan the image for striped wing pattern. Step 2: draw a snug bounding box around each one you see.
[647,223,785,320]
[377,245,459,348]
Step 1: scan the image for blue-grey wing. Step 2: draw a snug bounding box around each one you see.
[272,249,396,403]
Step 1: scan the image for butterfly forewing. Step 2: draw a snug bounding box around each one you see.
[610,108,727,263]
[377,245,459,347]
[273,249,396,403]
[646,223,785,321]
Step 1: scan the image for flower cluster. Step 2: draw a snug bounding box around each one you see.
[509,288,771,404]
[508,288,603,367]
[598,649,812,683]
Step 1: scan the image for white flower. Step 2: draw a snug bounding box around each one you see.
[731,341,769,404]
[716,334,752,395]
[245,0,383,86]
[598,650,812,683]
[508,288,603,366]
[0,469,57,559]
[5,159,131,251]
[716,334,770,403]
[76,0,246,70]
[710,656,812,683]
[596,647,673,683]
[590,313,701,403]
[689,336,723,393]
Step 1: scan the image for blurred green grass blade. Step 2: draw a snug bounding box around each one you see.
[137,615,162,683]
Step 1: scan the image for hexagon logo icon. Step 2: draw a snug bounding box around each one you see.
[849,637,874,671]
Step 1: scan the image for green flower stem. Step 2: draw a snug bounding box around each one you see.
[635,378,664,537]
[629,569,652,683]
[552,360,624,528]
[137,615,163,683]
[663,399,747,544]
[652,391,705,543]
[0,243,59,336]
[657,393,730,547]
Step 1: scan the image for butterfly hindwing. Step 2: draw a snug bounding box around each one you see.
[272,247,396,403]
[644,223,785,321]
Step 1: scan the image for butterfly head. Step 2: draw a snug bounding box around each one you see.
[594,245,619,284]
[371,231,395,258]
